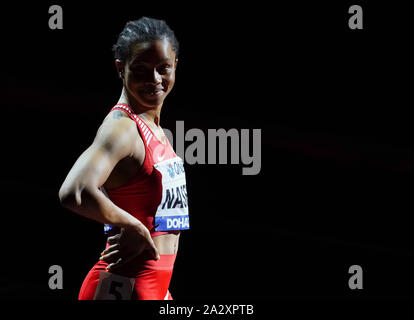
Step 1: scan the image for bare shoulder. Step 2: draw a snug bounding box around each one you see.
[105,109,131,121]
[94,109,141,155]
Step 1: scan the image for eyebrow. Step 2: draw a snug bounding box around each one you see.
[130,58,172,67]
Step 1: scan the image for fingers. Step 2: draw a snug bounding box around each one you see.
[106,257,123,271]
[100,243,120,256]
[101,244,145,270]
[105,250,140,272]
[99,249,121,264]
[103,226,160,269]
[107,233,121,245]
[107,228,125,244]
[148,239,160,261]
[142,230,160,261]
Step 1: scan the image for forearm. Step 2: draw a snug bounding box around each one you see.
[59,185,142,230]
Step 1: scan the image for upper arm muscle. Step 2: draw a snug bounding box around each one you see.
[60,115,141,194]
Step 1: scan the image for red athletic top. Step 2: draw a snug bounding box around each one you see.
[103,103,178,237]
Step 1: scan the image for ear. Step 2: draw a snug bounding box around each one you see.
[115,59,125,78]
[174,58,178,70]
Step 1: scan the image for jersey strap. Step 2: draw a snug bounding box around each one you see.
[111,104,153,147]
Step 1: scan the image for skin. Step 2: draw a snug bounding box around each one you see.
[59,38,180,271]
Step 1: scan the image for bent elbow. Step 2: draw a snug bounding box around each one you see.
[59,182,100,211]
[59,188,74,209]
[58,184,82,209]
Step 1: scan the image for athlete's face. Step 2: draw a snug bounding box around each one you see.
[116,38,178,110]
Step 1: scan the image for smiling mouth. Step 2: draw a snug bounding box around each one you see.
[141,88,164,97]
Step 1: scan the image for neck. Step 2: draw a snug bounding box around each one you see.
[117,87,162,127]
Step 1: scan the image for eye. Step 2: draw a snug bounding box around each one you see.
[158,64,172,74]
[131,65,146,74]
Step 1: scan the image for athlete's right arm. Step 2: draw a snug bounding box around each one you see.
[58,111,153,244]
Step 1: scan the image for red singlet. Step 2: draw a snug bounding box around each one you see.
[104,103,179,237]
[78,103,184,300]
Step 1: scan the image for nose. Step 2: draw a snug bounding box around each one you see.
[149,68,162,84]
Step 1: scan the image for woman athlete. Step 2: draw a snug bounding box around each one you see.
[59,17,189,300]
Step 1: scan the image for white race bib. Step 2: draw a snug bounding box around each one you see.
[153,156,190,231]
[93,271,135,300]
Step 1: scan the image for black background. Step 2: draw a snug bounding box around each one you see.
[0,0,413,301]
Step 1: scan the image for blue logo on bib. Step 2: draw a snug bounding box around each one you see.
[167,164,175,178]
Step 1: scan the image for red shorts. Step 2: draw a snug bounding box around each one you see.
[78,252,177,300]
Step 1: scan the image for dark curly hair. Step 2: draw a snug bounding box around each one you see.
[112,17,179,62]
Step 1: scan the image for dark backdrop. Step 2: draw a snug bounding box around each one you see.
[0,1,413,300]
